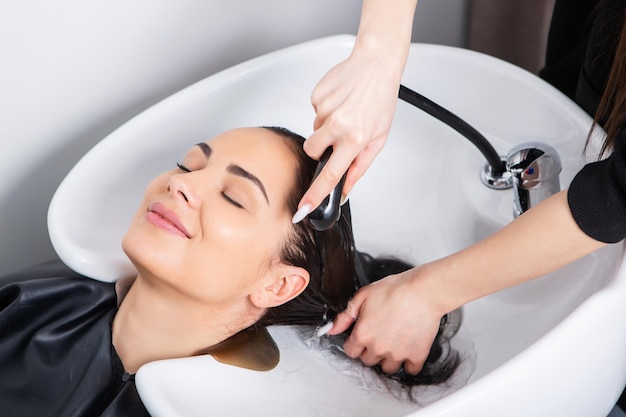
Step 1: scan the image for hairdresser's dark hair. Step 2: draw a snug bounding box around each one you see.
[589,7,626,156]
[255,126,459,386]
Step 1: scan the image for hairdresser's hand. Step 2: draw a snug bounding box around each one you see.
[326,266,445,375]
[296,50,401,215]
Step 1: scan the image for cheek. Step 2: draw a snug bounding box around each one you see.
[193,213,290,278]
[196,214,263,271]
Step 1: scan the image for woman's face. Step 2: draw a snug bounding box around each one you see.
[122,128,300,308]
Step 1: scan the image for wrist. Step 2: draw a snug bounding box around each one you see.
[406,263,456,318]
[353,0,416,77]
[351,33,409,84]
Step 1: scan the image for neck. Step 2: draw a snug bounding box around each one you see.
[112,275,257,374]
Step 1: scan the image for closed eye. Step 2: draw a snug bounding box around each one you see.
[221,192,243,209]
[177,162,192,173]
[177,161,244,209]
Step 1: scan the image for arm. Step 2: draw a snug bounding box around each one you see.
[295,0,418,217]
[328,190,606,374]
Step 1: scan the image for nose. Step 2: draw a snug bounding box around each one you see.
[167,174,200,208]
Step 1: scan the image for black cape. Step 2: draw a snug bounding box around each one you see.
[0,261,150,417]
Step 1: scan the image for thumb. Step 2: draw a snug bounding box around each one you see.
[327,299,362,335]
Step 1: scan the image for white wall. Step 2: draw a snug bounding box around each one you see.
[414,0,469,47]
[0,0,468,275]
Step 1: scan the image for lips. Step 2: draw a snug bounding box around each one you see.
[146,202,191,239]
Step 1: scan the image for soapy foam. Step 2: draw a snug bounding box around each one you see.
[296,325,476,407]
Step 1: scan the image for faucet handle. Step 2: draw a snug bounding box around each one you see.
[506,142,561,182]
[506,142,561,217]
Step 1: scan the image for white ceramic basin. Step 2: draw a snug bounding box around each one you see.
[48,35,626,416]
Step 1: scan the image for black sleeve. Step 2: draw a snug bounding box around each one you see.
[539,0,597,101]
[568,127,626,243]
[539,0,623,118]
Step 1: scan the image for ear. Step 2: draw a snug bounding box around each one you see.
[250,265,310,309]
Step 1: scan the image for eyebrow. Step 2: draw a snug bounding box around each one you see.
[194,143,269,205]
[227,164,269,205]
[195,142,212,158]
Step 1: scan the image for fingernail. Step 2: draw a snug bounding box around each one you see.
[292,204,312,224]
[340,192,350,206]
[316,321,334,337]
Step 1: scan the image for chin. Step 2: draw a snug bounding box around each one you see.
[122,219,198,289]
[121,228,173,278]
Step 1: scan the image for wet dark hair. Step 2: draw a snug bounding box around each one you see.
[256,126,459,386]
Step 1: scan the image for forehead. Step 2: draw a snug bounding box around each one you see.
[208,128,291,152]
[204,128,299,205]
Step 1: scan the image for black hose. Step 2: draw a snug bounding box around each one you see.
[398,84,506,176]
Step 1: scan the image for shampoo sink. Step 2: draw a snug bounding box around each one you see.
[48,35,626,416]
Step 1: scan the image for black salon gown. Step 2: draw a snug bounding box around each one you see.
[0,261,150,417]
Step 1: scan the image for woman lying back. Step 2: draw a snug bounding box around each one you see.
[0,126,458,417]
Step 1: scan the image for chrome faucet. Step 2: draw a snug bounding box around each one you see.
[398,84,562,218]
[506,142,562,217]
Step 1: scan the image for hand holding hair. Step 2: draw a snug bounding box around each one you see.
[327,191,606,376]
[326,266,445,375]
